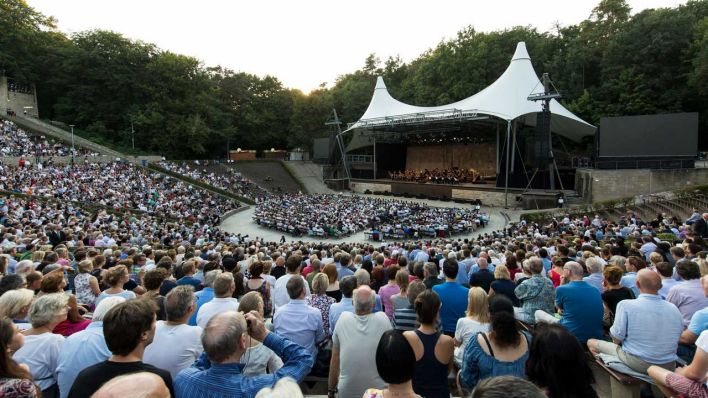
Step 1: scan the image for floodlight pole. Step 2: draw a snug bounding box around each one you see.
[504,121,511,209]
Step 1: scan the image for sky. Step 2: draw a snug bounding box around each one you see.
[27,0,685,93]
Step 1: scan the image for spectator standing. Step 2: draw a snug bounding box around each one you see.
[245,262,272,316]
[378,266,400,319]
[95,265,136,307]
[305,273,336,338]
[423,262,443,290]
[432,260,469,337]
[176,261,202,291]
[392,281,427,332]
[328,276,357,334]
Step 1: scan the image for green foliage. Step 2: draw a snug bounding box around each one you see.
[2,0,707,158]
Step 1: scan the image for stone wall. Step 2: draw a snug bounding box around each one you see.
[1,77,39,118]
[576,168,708,202]
[451,189,508,207]
[350,182,392,193]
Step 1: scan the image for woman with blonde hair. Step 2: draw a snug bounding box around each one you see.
[305,273,336,337]
[0,289,35,330]
[454,287,491,367]
[238,292,283,376]
[489,265,520,306]
[74,260,101,309]
[30,251,44,267]
[390,270,411,311]
[38,271,91,336]
[95,265,136,306]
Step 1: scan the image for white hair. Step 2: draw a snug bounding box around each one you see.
[92,296,127,322]
[255,378,304,398]
[28,293,69,328]
[14,260,34,275]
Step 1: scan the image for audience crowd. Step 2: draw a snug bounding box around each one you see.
[1,118,98,158]
[389,168,481,184]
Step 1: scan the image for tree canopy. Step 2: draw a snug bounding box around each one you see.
[1,0,706,158]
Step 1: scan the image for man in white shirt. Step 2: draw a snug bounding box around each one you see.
[196,273,239,328]
[144,286,203,378]
[273,255,310,310]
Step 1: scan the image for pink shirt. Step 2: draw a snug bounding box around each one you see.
[378,283,401,320]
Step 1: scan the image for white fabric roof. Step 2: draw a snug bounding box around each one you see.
[348,42,596,142]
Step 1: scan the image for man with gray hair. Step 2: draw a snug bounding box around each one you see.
[329,285,392,398]
[583,256,604,292]
[196,272,238,328]
[353,269,383,312]
[144,286,204,378]
[189,269,222,326]
[273,276,325,358]
[535,261,604,344]
[174,310,313,397]
[57,297,126,398]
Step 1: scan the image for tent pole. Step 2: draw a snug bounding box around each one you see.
[511,121,517,173]
[504,121,511,209]
[496,123,500,174]
[373,135,377,180]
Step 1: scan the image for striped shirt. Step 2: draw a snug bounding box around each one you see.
[174,332,313,398]
[392,307,418,331]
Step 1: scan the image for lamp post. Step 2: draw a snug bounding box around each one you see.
[69,124,75,162]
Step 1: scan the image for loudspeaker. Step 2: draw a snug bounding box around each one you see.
[534,111,551,169]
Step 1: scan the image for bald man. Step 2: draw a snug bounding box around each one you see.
[92,372,170,398]
[588,269,684,374]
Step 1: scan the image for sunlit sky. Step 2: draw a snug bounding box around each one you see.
[27,0,685,93]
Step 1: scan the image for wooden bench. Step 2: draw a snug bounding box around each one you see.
[594,356,643,398]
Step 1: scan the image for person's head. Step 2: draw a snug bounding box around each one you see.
[385,265,400,283]
[213,272,236,298]
[488,295,519,349]
[466,287,491,323]
[670,246,685,260]
[655,262,673,278]
[285,254,301,274]
[340,276,357,299]
[394,269,409,292]
[493,264,510,281]
[636,268,662,295]
[354,268,371,287]
[238,291,264,316]
[103,299,157,356]
[562,261,583,281]
[202,311,248,363]
[406,280,426,306]
[0,288,34,321]
[286,275,306,300]
[165,285,196,322]
[28,293,69,329]
[0,274,27,296]
[375,330,416,386]
[92,297,127,322]
[442,260,458,279]
[0,318,31,380]
[143,269,168,292]
[249,261,264,278]
[25,271,42,291]
[311,273,329,295]
[414,289,441,326]
[602,266,623,286]
[322,264,338,284]
[202,269,222,289]
[527,257,543,275]
[40,271,66,293]
[423,262,438,278]
[626,256,646,272]
[78,259,93,274]
[181,261,196,276]
[353,285,375,315]
[471,376,545,398]
[525,323,596,398]
[585,257,602,274]
[103,265,129,288]
[676,259,701,281]
[254,377,304,398]
[92,371,170,398]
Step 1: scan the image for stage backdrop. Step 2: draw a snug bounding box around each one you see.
[405,143,496,176]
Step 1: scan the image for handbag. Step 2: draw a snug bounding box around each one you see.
[310,337,332,377]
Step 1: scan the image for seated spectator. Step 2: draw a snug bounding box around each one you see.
[245,262,272,316]
[254,377,304,398]
[454,287,491,368]
[38,272,91,337]
[657,261,680,299]
[328,285,391,398]
[378,265,400,319]
[0,288,34,330]
[469,258,495,293]
[620,256,645,297]
[143,268,169,322]
[535,262,604,344]
[176,261,202,291]
[423,262,443,290]
[57,297,126,398]
[648,329,708,398]
[433,260,469,337]
[95,265,136,307]
[513,257,555,325]
[353,269,383,311]
[175,310,313,397]
[73,260,101,309]
[305,273,336,338]
[328,276,357,334]
[91,372,170,398]
[667,259,708,327]
[488,265,519,306]
[188,269,219,326]
[238,292,283,376]
[548,257,563,288]
[363,330,417,398]
[470,376,545,398]
[390,269,411,311]
[525,323,598,398]
[273,276,325,359]
[392,281,427,331]
[0,317,41,397]
[588,269,684,373]
[601,266,635,326]
[13,293,67,397]
[144,286,203,379]
[404,290,453,397]
[460,296,531,389]
[273,255,310,311]
[69,299,173,398]
[323,264,342,302]
[583,256,604,292]
[196,272,239,328]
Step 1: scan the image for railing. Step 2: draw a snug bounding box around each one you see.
[346,154,373,163]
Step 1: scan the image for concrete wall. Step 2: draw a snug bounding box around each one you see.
[1,77,39,118]
[350,182,392,193]
[451,188,508,207]
[576,168,708,202]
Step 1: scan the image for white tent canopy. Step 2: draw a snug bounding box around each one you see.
[347,42,596,142]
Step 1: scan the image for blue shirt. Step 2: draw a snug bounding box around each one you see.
[620,272,639,297]
[555,281,604,343]
[457,259,473,286]
[433,282,469,333]
[174,332,313,398]
[468,263,495,279]
[177,276,202,290]
[189,287,214,326]
[329,298,354,334]
[56,322,111,398]
[658,278,680,299]
[583,273,604,293]
[273,300,325,358]
[336,264,354,281]
[611,294,683,364]
[460,331,531,388]
[688,307,708,336]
